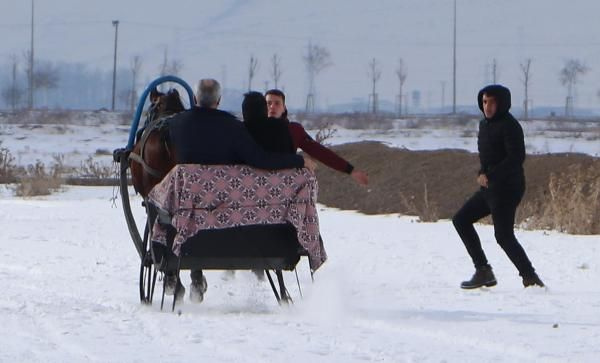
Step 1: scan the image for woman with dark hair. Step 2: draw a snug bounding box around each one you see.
[242,91,295,154]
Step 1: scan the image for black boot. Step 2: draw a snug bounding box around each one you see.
[522,272,544,288]
[461,265,497,289]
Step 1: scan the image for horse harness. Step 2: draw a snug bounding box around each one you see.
[128,116,173,179]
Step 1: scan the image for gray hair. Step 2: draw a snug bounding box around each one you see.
[196,79,221,108]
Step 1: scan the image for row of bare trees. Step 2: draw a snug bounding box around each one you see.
[367,58,408,115]
[0,44,593,117]
[245,43,332,113]
[1,46,186,112]
[498,58,588,119]
[246,43,408,115]
[369,57,589,118]
[1,52,59,111]
[122,47,185,111]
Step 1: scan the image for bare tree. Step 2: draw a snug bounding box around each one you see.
[159,48,169,77]
[303,42,332,112]
[367,58,382,114]
[519,58,532,120]
[2,55,24,110]
[559,59,589,117]
[33,61,59,107]
[23,50,34,109]
[158,47,183,77]
[270,54,282,89]
[167,59,183,76]
[247,55,259,91]
[118,89,132,110]
[128,55,142,111]
[395,58,407,116]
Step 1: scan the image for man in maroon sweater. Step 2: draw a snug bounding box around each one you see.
[265,89,369,186]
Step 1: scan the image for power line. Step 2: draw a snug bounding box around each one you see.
[0,20,110,28]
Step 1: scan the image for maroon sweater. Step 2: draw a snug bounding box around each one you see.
[288,122,354,174]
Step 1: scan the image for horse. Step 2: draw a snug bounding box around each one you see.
[129,89,184,197]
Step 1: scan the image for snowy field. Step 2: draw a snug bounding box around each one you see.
[323,118,600,157]
[1,185,599,362]
[3,116,600,171]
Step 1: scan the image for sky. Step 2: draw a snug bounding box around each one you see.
[2,0,600,112]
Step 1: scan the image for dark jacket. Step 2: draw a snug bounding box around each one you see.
[477,85,525,191]
[245,116,295,154]
[166,107,304,170]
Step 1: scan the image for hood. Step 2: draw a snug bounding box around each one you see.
[477,84,511,119]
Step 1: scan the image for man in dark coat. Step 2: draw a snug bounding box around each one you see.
[452,84,544,289]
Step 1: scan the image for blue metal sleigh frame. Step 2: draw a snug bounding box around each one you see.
[115,75,195,260]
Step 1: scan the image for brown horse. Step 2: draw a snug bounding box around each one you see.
[130,90,184,197]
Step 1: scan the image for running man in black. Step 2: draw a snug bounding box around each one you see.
[452,84,544,289]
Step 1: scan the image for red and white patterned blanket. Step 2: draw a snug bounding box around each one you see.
[147,164,326,271]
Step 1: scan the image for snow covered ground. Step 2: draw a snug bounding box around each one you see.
[1,185,598,362]
[3,116,600,171]
[0,114,129,170]
[322,118,600,156]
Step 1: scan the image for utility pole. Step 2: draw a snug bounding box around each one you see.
[29,0,35,109]
[111,20,119,111]
[441,81,446,113]
[452,0,457,114]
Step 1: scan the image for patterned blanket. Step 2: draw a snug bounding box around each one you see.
[147,164,326,271]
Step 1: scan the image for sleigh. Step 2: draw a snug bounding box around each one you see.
[113,76,324,311]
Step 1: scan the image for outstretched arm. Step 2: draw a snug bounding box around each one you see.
[291,123,352,172]
[291,123,368,185]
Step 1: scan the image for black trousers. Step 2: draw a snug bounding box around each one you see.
[452,187,536,277]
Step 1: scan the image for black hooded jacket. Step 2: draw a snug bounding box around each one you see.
[477,85,525,191]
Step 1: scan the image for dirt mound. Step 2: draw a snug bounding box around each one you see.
[315,141,600,233]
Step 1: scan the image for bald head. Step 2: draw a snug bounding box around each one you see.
[196,79,221,108]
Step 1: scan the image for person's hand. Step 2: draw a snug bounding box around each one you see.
[477,173,488,188]
[303,155,317,172]
[351,170,369,186]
